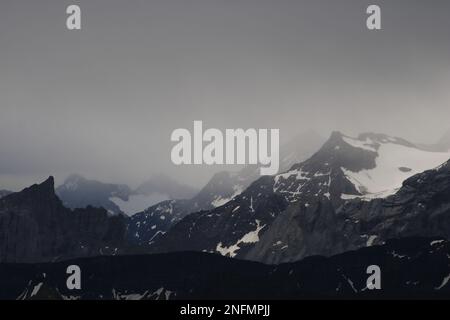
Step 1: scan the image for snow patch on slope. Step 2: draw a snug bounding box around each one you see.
[342,143,450,199]
[216,220,265,257]
[211,185,244,208]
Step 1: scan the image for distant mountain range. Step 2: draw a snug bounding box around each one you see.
[56,174,198,216]
[56,174,133,216]
[1,237,449,300]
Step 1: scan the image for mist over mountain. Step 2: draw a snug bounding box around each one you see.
[136,174,198,200]
[437,129,450,151]
[2,0,450,192]
[56,174,199,216]
[415,129,450,152]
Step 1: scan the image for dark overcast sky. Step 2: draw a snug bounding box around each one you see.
[1,0,450,190]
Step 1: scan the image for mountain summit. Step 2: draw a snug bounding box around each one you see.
[0,177,126,263]
[274,131,450,202]
[56,174,132,215]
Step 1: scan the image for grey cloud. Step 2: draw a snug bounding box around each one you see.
[1,0,449,190]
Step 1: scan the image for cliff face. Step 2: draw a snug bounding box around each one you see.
[247,160,450,264]
[0,177,126,263]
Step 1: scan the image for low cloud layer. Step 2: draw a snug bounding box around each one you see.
[1,0,449,190]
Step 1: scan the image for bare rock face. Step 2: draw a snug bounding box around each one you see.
[247,160,450,264]
[0,177,126,263]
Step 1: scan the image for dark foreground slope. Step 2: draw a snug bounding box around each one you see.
[1,237,450,300]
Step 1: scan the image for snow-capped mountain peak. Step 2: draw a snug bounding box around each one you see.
[273,131,450,202]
